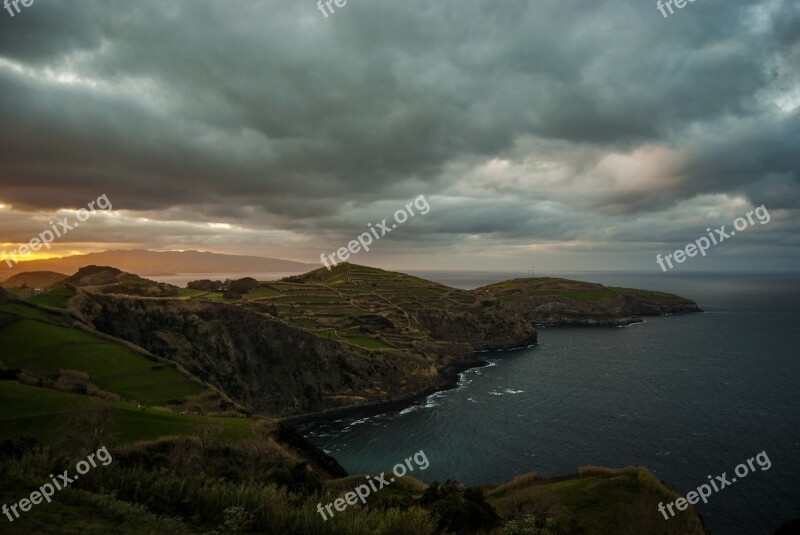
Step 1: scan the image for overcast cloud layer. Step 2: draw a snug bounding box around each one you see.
[0,0,798,271]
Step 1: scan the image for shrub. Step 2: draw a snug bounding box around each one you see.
[499,515,568,535]
[188,280,223,291]
[420,481,501,534]
[227,278,259,294]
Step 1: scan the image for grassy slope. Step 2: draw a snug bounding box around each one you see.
[487,467,706,535]
[0,295,253,447]
[479,277,696,305]
[476,276,700,325]
[28,285,76,308]
[0,487,186,535]
[0,271,67,289]
[0,381,252,444]
[0,301,204,405]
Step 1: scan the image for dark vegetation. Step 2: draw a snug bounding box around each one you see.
[65,265,180,297]
[0,428,706,534]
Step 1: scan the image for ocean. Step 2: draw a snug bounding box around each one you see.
[298,271,800,535]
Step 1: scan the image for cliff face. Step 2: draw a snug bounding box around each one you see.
[67,264,539,417]
[474,277,701,326]
[412,302,537,350]
[71,291,480,416]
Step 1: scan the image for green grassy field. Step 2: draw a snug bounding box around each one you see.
[174,288,209,298]
[0,380,92,441]
[28,285,77,308]
[0,304,205,405]
[610,287,688,303]
[545,289,618,302]
[0,381,252,445]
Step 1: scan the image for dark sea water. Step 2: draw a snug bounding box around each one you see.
[298,272,800,535]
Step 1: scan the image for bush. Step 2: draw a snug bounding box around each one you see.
[227,278,259,294]
[420,481,501,534]
[188,280,223,291]
[499,515,570,535]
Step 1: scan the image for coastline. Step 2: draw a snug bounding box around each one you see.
[279,350,527,426]
[278,311,701,426]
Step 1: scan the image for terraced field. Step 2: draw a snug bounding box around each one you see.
[237,263,536,351]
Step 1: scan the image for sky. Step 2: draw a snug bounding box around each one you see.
[0,0,798,272]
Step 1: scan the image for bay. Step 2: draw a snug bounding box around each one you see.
[299,272,800,535]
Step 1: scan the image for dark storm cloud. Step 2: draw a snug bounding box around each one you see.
[0,0,797,268]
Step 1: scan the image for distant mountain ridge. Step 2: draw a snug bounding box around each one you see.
[1,249,316,280]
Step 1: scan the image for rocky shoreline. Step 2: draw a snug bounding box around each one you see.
[279,358,490,425]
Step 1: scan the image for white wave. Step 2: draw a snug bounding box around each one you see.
[347,417,370,427]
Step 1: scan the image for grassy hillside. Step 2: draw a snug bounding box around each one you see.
[0,271,66,289]
[0,381,252,445]
[0,289,245,423]
[475,277,701,326]
[0,299,206,407]
[486,466,706,535]
[64,265,180,297]
[246,263,538,352]
[28,284,76,308]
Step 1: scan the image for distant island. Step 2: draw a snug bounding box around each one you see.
[0,249,316,280]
